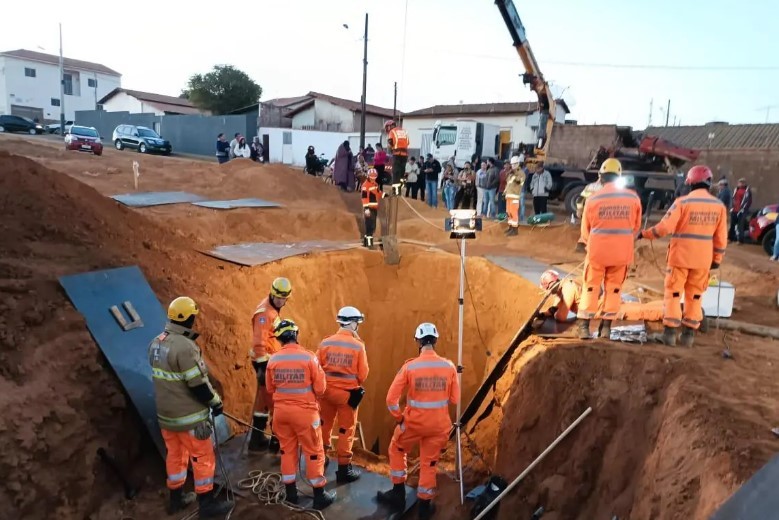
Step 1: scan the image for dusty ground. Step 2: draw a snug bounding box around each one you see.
[1,134,778,520]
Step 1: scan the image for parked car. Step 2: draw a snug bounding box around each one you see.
[112,125,172,155]
[64,125,103,156]
[0,115,45,134]
[45,120,74,134]
[749,203,778,256]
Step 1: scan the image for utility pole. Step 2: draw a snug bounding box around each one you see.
[93,72,98,110]
[59,23,65,130]
[665,99,670,127]
[647,98,653,127]
[393,81,398,120]
[359,13,368,152]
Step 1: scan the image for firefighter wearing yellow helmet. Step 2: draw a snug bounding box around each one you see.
[573,158,624,251]
[248,277,292,452]
[149,297,234,517]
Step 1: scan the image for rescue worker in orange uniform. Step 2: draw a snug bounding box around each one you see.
[378,322,459,520]
[639,164,727,347]
[385,119,410,192]
[317,306,370,483]
[539,269,581,322]
[577,158,642,340]
[248,277,292,452]
[148,297,233,518]
[504,155,525,236]
[266,319,336,510]
[361,168,382,248]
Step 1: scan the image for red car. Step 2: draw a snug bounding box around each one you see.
[749,203,778,256]
[64,125,103,156]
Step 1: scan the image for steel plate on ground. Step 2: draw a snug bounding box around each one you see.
[202,241,359,267]
[486,255,570,285]
[59,266,166,456]
[192,198,283,210]
[709,454,779,520]
[111,191,206,207]
[219,434,417,519]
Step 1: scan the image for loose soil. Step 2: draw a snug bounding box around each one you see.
[1,135,778,520]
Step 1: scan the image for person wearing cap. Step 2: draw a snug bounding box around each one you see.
[730,177,752,244]
[385,120,410,192]
[539,270,581,322]
[377,322,459,520]
[422,153,442,208]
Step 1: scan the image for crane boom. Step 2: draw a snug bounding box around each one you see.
[495,0,557,160]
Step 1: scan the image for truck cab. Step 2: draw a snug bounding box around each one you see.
[432,119,501,169]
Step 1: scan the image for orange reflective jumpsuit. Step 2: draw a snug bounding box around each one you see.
[388,127,409,185]
[386,349,459,501]
[642,188,728,329]
[549,278,581,321]
[267,342,328,487]
[317,328,369,464]
[361,178,381,238]
[251,297,281,420]
[578,182,642,321]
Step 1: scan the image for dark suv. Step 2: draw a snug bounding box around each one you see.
[0,115,45,134]
[112,124,172,155]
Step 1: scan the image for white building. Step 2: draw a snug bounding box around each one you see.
[283,91,395,134]
[98,88,205,115]
[0,49,121,122]
[401,100,570,157]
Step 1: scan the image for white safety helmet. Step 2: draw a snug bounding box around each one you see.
[510,155,521,166]
[414,322,439,340]
[336,306,365,326]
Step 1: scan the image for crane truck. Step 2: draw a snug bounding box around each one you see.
[494,0,699,215]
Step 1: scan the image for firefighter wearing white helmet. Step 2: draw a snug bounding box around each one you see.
[316,306,369,484]
[504,155,526,236]
[379,322,459,519]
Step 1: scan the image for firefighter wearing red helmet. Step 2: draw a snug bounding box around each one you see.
[361,168,383,247]
[639,165,728,347]
[385,120,409,191]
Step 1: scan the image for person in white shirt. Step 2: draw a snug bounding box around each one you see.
[233,137,251,159]
[229,133,241,158]
[529,163,553,214]
[404,157,420,199]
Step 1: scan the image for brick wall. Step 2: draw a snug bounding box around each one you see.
[546,124,619,169]
[696,149,779,207]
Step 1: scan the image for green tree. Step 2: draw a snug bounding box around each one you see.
[182,65,262,115]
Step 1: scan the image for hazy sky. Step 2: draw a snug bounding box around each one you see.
[3,0,778,127]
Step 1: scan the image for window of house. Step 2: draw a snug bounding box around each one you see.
[63,74,73,95]
[88,78,97,88]
[51,98,61,107]
[25,67,36,78]
[282,131,292,145]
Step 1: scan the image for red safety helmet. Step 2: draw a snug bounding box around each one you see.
[685,165,713,186]
[367,168,378,181]
[383,119,396,132]
[539,269,561,291]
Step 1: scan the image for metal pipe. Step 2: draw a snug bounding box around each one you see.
[473,407,593,520]
[455,236,466,504]
[359,12,368,151]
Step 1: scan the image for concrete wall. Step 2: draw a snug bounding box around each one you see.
[260,127,381,166]
[0,59,7,115]
[695,149,779,207]
[0,55,120,121]
[258,102,291,129]
[101,91,165,115]
[291,105,316,128]
[75,109,254,156]
[351,112,388,134]
[546,124,619,169]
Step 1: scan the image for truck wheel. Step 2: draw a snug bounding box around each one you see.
[564,185,585,216]
[762,227,776,256]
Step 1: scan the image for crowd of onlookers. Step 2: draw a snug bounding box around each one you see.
[215,132,264,164]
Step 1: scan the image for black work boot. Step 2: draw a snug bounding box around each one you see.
[679,326,695,347]
[197,490,234,518]
[284,483,299,505]
[506,226,518,236]
[313,487,336,510]
[167,488,196,515]
[377,483,406,510]
[577,319,591,340]
[336,463,361,483]
[660,326,677,346]
[268,435,280,454]
[418,498,436,520]
[248,416,269,452]
[599,320,612,340]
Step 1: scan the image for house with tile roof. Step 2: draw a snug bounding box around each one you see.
[0,49,121,122]
[98,88,206,116]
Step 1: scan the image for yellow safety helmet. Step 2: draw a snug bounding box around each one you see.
[168,296,199,321]
[599,158,622,176]
[273,319,299,340]
[270,277,292,299]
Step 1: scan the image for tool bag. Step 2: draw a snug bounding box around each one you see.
[470,475,508,520]
[347,387,365,409]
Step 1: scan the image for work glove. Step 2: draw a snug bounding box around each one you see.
[193,421,214,440]
[364,209,371,217]
[710,262,720,270]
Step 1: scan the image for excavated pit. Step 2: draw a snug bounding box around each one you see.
[1,145,778,520]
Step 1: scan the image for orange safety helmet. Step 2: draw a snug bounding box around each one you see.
[367,168,378,181]
[383,119,396,132]
[539,269,561,291]
[685,165,713,186]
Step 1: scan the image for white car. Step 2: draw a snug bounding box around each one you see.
[45,120,74,134]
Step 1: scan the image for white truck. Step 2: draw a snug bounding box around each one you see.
[431,119,501,169]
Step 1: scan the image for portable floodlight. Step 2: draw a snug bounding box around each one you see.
[444,209,483,240]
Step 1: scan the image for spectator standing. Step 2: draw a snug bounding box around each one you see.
[485,158,500,218]
[234,137,251,158]
[475,162,489,216]
[364,143,375,164]
[455,162,476,209]
[730,177,752,243]
[520,162,530,221]
[229,133,241,159]
[497,161,510,218]
[333,141,355,192]
[215,133,230,164]
[442,163,457,210]
[373,144,388,191]
[250,137,264,162]
[422,154,441,208]
[529,163,553,214]
[405,157,420,199]
[355,154,368,191]
[717,178,732,209]
[417,156,427,202]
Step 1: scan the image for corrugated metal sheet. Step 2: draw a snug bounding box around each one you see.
[645,124,779,150]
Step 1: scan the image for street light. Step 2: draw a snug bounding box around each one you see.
[443,209,483,505]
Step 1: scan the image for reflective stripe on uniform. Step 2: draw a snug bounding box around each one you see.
[152,365,201,382]
[194,476,214,487]
[407,360,452,371]
[275,386,313,394]
[391,470,407,478]
[168,470,187,483]
[672,233,713,240]
[681,197,722,205]
[418,486,436,496]
[309,477,326,487]
[157,408,210,428]
[282,474,296,483]
[714,247,726,253]
[388,404,400,412]
[313,418,321,428]
[591,229,634,235]
[321,340,362,350]
[270,354,312,362]
[589,192,638,202]
[408,399,448,409]
[326,372,357,379]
